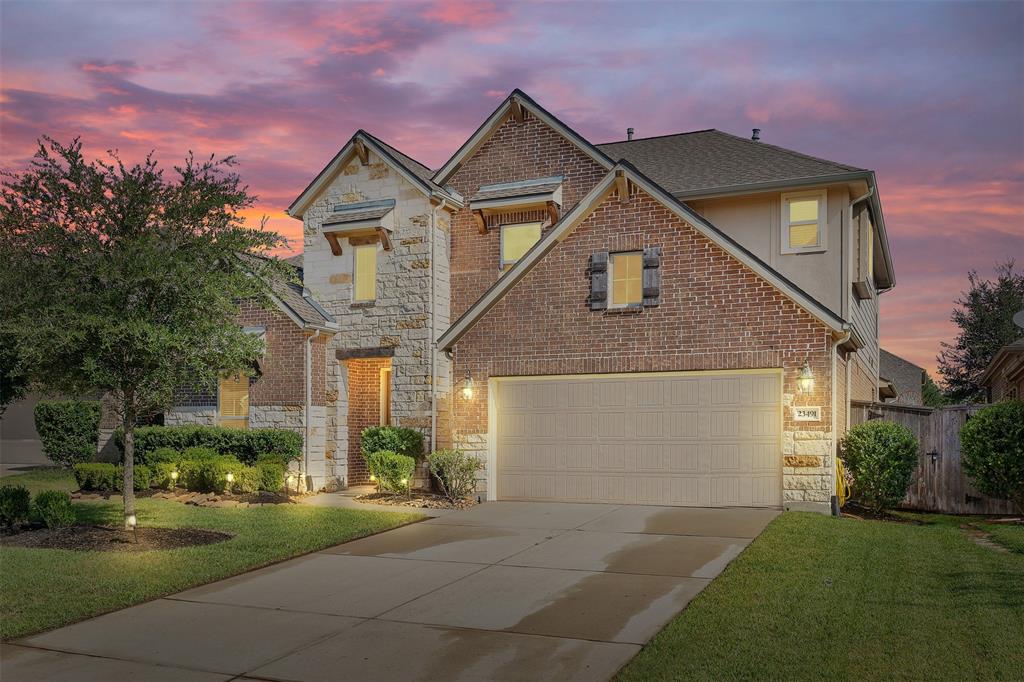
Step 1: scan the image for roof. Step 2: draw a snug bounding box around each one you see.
[237,253,336,331]
[284,253,303,269]
[437,161,848,351]
[979,337,1024,386]
[880,348,925,374]
[471,176,563,202]
[596,129,864,197]
[323,199,396,227]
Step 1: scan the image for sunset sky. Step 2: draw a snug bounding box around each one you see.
[2,0,1022,377]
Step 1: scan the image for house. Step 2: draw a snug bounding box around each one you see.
[166,89,896,513]
[979,338,1024,402]
[879,349,925,405]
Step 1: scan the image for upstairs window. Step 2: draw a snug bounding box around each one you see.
[609,251,643,307]
[500,222,542,267]
[353,243,377,302]
[781,190,827,254]
[218,374,249,429]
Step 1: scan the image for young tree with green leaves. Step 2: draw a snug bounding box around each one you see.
[0,137,287,528]
[937,261,1024,403]
[921,372,947,408]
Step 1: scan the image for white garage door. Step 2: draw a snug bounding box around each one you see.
[495,370,782,507]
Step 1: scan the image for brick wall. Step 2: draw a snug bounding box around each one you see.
[345,357,391,485]
[236,301,327,407]
[447,109,608,320]
[447,184,836,508]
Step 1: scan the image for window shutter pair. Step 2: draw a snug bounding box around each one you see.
[589,247,661,309]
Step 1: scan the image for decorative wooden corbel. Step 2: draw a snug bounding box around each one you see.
[472,209,487,234]
[376,228,392,251]
[546,201,559,225]
[615,170,629,204]
[511,99,524,124]
[354,139,369,166]
[324,232,343,256]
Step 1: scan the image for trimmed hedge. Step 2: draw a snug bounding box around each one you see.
[115,425,302,465]
[365,450,415,494]
[361,426,424,460]
[841,420,919,512]
[33,491,75,529]
[0,484,31,529]
[33,400,101,466]
[961,400,1024,514]
[255,459,286,492]
[72,463,151,492]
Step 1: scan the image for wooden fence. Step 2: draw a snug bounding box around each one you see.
[849,401,1016,515]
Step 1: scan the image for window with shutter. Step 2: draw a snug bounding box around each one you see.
[589,251,608,310]
[642,246,661,306]
[218,374,249,429]
[609,252,643,308]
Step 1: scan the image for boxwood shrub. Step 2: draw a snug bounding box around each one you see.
[255,459,286,492]
[961,400,1024,514]
[361,426,424,460]
[841,420,919,512]
[72,463,151,492]
[33,491,76,529]
[33,400,102,466]
[116,425,302,465]
[0,484,31,529]
[365,450,415,494]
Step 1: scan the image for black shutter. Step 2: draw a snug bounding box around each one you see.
[642,247,661,306]
[590,251,609,310]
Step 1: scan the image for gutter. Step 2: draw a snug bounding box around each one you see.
[430,199,448,454]
[830,329,852,516]
[303,329,320,492]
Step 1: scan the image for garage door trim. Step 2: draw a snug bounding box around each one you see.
[487,368,784,505]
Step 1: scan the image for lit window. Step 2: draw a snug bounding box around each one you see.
[782,190,827,253]
[354,243,376,301]
[500,222,542,267]
[218,374,249,429]
[610,252,643,307]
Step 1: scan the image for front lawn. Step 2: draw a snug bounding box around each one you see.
[0,471,421,640]
[617,512,1024,681]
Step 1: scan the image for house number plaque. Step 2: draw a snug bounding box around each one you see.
[793,406,822,422]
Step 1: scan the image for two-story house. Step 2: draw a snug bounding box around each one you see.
[166,89,895,513]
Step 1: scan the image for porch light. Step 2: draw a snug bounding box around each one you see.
[797,364,815,394]
[461,370,474,400]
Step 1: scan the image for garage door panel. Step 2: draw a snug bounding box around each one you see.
[496,371,782,508]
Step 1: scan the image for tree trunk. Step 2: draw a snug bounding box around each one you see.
[122,406,136,530]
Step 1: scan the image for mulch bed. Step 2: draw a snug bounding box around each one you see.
[839,503,923,524]
[73,489,296,508]
[0,525,232,552]
[355,489,478,510]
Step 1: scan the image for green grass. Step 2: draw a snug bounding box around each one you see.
[1,468,78,496]
[0,471,421,640]
[617,512,1024,681]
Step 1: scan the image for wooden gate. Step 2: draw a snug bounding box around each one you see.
[849,401,1016,515]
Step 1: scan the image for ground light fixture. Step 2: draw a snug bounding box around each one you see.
[170,470,179,481]
[461,370,474,400]
[797,363,814,394]
[126,513,138,543]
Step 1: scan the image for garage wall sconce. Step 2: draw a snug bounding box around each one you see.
[797,363,814,394]
[461,370,475,400]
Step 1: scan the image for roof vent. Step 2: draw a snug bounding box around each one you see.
[751,128,761,142]
[627,127,634,141]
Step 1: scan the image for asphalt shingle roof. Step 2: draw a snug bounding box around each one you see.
[596,129,864,196]
[237,253,335,329]
[323,205,394,227]
[471,177,563,202]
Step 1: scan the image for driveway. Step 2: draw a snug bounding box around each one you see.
[3,502,778,681]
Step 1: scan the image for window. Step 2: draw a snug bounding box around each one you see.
[781,190,827,253]
[353,243,377,302]
[218,374,249,429]
[379,366,392,426]
[500,222,542,267]
[609,252,643,307]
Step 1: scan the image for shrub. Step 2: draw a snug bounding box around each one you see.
[255,459,286,492]
[427,449,481,503]
[365,451,415,494]
[33,491,75,529]
[961,400,1024,514]
[116,425,302,465]
[0,484,31,529]
[229,466,261,495]
[147,447,183,465]
[151,461,180,490]
[182,446,219,461]
[841,420,919,512]
[132,464,152,491]
[361,426,424,460]
[180,455,243,493]
[33,400,102,466]
[73,463,120,491]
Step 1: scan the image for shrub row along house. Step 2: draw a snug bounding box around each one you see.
[165,90,896,512]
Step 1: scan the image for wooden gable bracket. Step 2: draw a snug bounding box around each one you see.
[354,139,369,166]
[472,209,487,234]
[615,170,630,204]
[510,99,525,124]
[545,201,559,225]
[324,232,343,256]
[323,228,392,256]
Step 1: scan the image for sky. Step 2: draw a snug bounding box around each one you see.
[2,0,1022,377]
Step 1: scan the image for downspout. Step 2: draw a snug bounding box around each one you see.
[304,328,320,492]
[830,329,852,516]
[430,198,448,454]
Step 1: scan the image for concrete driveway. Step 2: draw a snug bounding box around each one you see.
[3,502,778,681]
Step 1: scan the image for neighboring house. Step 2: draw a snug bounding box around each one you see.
[979,338,1024,402]
[166,89,896,513]
[879,349,925,405]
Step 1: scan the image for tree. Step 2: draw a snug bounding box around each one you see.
[921,372,947,408]
[960,400,1024,515]
[0,331,30,416]
[0,137,286,529]
[937,261,1024,403]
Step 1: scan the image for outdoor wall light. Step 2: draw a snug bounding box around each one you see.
[461,370,475,400]
[797,364,815,394]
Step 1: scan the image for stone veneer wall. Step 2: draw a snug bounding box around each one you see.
[301,147,453,488]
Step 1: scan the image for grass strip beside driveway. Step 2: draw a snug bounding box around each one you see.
[1,472,421,640]
[616,512,1024,681]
